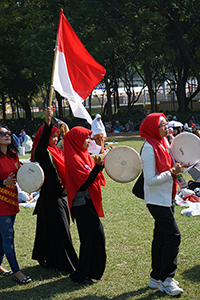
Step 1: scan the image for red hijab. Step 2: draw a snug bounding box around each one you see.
[64,126,106,217]
[139,113,177,197]
[31,124,66,187]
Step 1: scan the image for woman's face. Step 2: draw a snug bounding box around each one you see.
[159,120,168,138]
[49,131,59,147]
[83,135,91,149]
[0,127,12,146]
[97,118,101,122]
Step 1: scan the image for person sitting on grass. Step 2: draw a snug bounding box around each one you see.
[113,121,121,133]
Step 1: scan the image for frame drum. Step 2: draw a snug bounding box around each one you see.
[104,146,142,183]
[171,132,200,164]
[17,162,44,193]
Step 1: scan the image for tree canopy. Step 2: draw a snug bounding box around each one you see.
[1,0,200,121]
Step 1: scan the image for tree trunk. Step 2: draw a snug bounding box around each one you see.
[110,51,120,109]
[1,92,6,123]
[154,92,157,112]
[127,88,132,111]
[88,94,92,114]
[143,62,154,111]
[9,95,16,119]
[113,91,116,113]
[16,101,20,120]
[176,79,186,113]
[115,80,119,109]
[21,99,33,120]
[41,85,50,109]
[69,105,72,118]
[55,91,63,119]
[104,74,112,121]
[171,27,187,113]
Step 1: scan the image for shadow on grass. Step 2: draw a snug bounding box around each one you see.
[0,266,173,300]
[0,264,175,300]
[0,265,85,299]
[182,264,200,282]
[1,264,70,288]
[0,278,84,300]
[71,288,171,300]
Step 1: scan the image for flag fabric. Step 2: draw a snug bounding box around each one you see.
[53,9,106,124]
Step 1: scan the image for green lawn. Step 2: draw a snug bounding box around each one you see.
[0,137,199,299]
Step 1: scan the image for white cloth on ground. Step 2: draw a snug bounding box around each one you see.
[175,188,200,216]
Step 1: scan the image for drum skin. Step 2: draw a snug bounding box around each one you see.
[171,132,200,164]
[104,146,142,183]
[17,162,44,193]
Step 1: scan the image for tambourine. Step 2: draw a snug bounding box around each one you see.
[104,146,142,183]
[17,162,44,193]
[171,132,200,164]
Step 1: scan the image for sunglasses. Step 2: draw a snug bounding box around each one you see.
[0,131,12,137]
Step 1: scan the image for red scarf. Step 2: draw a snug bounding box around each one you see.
[64,126,106,217]
[31,124,66,187]
[139,113,177,198]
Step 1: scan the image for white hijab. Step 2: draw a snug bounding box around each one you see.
[91,114,107,138]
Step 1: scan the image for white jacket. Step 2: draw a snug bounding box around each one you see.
[141,141,173,207]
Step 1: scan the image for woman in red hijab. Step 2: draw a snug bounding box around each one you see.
[64,126,106,284]
[31,107,78,273]
[0,125,31,284]
[139,113,184,296]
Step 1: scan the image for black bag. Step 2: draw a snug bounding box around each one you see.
[188,180,200,191]
[132,171,144,199]
[132,143,144,199]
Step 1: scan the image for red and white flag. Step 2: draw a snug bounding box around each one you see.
[53,9,106,124]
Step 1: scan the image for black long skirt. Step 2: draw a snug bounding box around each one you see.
[32,192,78,273]
[71,199,106,283]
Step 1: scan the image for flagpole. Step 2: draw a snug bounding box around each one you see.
[49,9,63,107]
[48,38,58,108]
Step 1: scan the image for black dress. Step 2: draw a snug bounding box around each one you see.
[32,123,78,272]
[70,164,106,283]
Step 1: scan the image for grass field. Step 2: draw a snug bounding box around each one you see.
[0,136,199,299]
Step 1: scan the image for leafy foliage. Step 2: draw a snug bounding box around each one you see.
[1,0,200,121]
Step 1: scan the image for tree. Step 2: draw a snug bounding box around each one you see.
[0,0,61,120]
[140,0,200,112]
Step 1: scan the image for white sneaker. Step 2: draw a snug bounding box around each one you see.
[172,277,179,285]
[158,277,183,296]
[149,277,160,289]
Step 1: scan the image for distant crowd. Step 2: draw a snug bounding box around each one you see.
[105,113,200,140]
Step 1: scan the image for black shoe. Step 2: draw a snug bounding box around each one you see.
[70,271,75,281]
[83,277,94,285]
[38,260,47,267]
[0,270,13,276]
[14,276,32,284]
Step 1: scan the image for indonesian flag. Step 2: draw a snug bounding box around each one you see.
[53,9,106,124]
